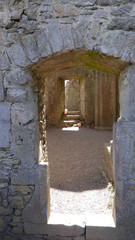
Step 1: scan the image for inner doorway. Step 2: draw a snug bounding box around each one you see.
[46,69,116,217]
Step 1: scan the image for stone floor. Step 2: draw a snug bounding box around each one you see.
[47,126,113,216]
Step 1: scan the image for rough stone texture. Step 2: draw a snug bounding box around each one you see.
[0,103,11,148]
[7,43,31,67]
[0,72,4,101]
[113,122,135,226]
[119,64,135,122]
[0,0,135,239]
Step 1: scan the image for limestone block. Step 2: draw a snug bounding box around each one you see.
[10,196,24,209]
[7,88,27,103]
[35,29,52,58]
[48,20,63,53]
[108,17,135,31]
[113,122,135,225]
[0,217,6,231]
[61,26,74,50]
[7,43,31,67]
[72,20,87,48]
[22,164,50,225]
[11,103,36,126]
[0,72,4,101]
[119,64,135,122]
[53,4,78,17]
[0,103,11,148]
[4,69,32,86]
[0,207,13,216]
[100,31,135,62]
[97,0,127,6]
[12,226,23,233]
[111,5,131,17]
[93,9,110,19]
[11,103,38,168]
[10,3,24,20]
[22,34,40,63]
[0,52,10,71]
[74,0,96,6]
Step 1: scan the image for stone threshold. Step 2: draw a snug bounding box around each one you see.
[24,213,116,239]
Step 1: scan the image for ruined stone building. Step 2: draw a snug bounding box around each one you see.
[0,0,135,239]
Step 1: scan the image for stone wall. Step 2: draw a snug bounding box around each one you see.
[0,0,135,239]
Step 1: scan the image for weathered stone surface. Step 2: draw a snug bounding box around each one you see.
[35,29,52,58]
[72,20,87,48]
[7,88,27,103]
[7,43,31,67]
[53,4,78,17]
[10,196,24,209]
[22,164,49,225]
[0,52,10,71]
[113,122,135,226]
[4,69,32,86]
[22,34,40,63]
[10,2,24,20]
[0,207,13,216]
[74,0,96,7]
[0,103,11,148]
[48,21,63,53]
[108,17,135,31]
[61,26,74,50]
[119,64,135,121]
[100,31,135,62]
[0,217,6,231]
[0,72,4,101]
[12,226,23,233]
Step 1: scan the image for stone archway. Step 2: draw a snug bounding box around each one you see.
[0,1,135,238]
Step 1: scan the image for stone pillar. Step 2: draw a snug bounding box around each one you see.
[113,64,135,226]
[95,71,117,129]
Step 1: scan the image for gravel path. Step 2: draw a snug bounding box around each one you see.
[47,126,113,215]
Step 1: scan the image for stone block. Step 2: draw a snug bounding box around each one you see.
[113,122,135,225]
[22,34,40,63]
[100,31,135,62]
[35,29,52,58]
[48,20,63,53]
[0,103,11,148]
[61,26,74,50]
[86,214,115,240]
[0,207,13,216]
[22,164,50,225]
[0,72,4,101]
[4,69,32,86]
[119,64,135,122]
[108,17,135,31]
[53,4,78,17]
[10,196,24,209]
[7,88,27,103]
[72,20,87,48]
[0,217,6,231]
[74,0,96,6]
[24,218,84,237]
[0,52,10,71]
[7,43,31,67]
[11,103,38,169]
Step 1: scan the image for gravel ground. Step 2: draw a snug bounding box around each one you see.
[47,126,113,216]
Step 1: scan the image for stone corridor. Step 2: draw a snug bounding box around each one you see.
[47,126,113,216]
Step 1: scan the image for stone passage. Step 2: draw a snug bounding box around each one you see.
[47,126,113,215]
